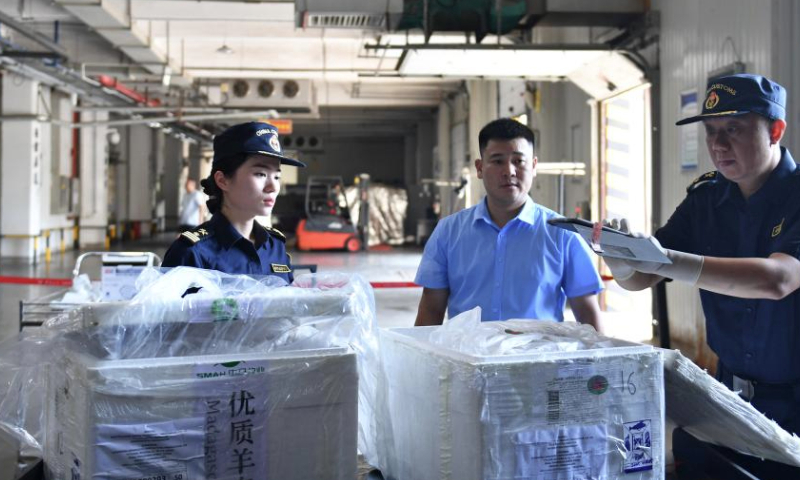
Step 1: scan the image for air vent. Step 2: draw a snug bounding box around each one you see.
[304,13,386,29]
[283,135,323,151]
[232,79,249,98]
[258,80,275,98]
[283,80,300,98]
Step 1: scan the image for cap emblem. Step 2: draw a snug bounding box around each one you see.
[268,134,281,152]
[255,128,272,137]
[705,91,720,110]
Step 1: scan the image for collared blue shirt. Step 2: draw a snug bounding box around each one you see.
[656,147,800,383]
[162,213,293,282]
[415,197,603,321]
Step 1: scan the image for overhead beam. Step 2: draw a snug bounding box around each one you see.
[130,1,293,21]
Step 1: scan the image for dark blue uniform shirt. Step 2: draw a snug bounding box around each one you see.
[162,213,293,283]
[656,147,800,384]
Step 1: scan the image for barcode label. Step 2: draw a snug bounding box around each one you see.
[547,390,560,421]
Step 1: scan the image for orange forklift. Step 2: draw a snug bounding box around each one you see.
[295,175,369,252]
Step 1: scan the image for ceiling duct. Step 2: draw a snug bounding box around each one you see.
[53,0,182,80]
[566,52,646,100]
[521,0,647,28]
[397,0,527,39]
[393,0,646,38]
[305,13,386,29]
[296,0,404,30]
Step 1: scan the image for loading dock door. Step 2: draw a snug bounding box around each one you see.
[599,85,653,341]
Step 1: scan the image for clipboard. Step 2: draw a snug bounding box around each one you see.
[547,218,672,264]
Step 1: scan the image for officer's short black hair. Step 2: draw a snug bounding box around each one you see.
[478,118,536,156]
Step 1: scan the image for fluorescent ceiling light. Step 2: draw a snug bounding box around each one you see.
[398,49,611,78]
[536,162,586,176]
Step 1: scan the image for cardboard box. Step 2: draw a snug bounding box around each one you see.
[45,348,358,480]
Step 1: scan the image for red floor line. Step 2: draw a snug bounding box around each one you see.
[369,282,420,288]
[0,275,73,287]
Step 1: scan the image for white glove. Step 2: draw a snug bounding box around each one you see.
[603,218,704,285]
[602,219,637,281]
[604,257,637,281]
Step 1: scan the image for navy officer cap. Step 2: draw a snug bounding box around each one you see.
[676,74,786,125]
[213,121,306,168]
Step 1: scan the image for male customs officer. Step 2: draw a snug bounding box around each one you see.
[607,74,800,442]
[162,122,306,282]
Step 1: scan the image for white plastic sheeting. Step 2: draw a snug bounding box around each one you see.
[0,267,382,480]
[662,348,800,467]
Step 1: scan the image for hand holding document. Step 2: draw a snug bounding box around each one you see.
[547,217,671,264]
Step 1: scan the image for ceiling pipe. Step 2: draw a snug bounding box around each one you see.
[63,109,285,129]
[364,43,614,51]
[74,106,225,113]
[0,56,133,105]
[0,10,68,60]
[96,75,161,107]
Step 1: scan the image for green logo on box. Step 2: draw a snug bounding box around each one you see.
[588,375,609,395]
[211,298,239,322]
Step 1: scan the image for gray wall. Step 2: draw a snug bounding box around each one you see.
[530,82,593,216]
[297,136,406,186]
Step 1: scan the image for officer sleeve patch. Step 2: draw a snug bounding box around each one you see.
[271,263,291,273]
[687,170,718,193]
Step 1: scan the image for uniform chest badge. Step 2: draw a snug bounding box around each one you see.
[271,263,291,273]
[771,218,785,238]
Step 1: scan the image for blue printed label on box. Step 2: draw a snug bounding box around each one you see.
[623,419,653,473]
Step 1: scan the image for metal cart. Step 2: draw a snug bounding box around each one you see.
[18,251,161,331]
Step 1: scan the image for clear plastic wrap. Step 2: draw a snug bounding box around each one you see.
[374,307,665,480]
[0,327,59,477]
[1,267,382,480]
[662,348,800,467]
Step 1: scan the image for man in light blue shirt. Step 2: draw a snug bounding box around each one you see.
[414,118,603,328]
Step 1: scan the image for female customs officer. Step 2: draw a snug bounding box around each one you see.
[162,121,305,282]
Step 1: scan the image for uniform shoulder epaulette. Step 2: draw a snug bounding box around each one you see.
[179,227,211,244]
[687,171,718,193]
[265,226,286,243]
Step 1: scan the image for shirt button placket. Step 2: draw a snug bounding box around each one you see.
[743,304,755,368]
[492,231,506,319]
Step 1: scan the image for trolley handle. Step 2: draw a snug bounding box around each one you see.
[72,251,162,279]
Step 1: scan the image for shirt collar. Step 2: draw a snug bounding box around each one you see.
[474,196,536,227]
[759,147,797,206]
[209,213,245,249]
[251,222,269,248]
[715,147,797,208]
